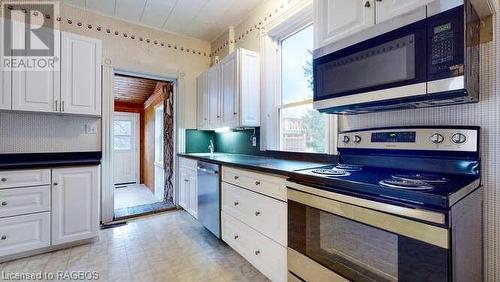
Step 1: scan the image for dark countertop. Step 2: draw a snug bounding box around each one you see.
[0,152,102,170]
[177,153,328,175]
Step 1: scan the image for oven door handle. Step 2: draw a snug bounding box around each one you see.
[287,188,449,249]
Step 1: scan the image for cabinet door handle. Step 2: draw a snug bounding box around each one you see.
[255,181,260,186]
[233,112,237,115]
[255,211,261,216]
[234,175,239,180]
[55,100,59,111]
[62,101,65,112]
[53,182,58,186]
[234,235,239,240]
[234,201,239,206]
[364,1,371,7]
[0,178,6,182]
[375,0,382,2]
[254,250,260,255]
[1,235,6,240]
[1,202,7,206]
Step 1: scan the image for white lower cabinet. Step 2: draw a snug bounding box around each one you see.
[0,186,51,218]
[0,213,51,257]
[221,166,287,282]
[222,211,286,282]
[178,157,198,218]
[51,166,100,245]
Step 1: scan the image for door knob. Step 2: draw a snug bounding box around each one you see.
[234,176,239,180]
[1,178,6,182]
[255,211,261,216]
[234,235,239,239]
[53,182,58,186]
[1,235,6,240]
[255,181,260,186]
[254,250,260,255]
[1,202,7,206]
[234,201,239,206]
[364,1,371,7]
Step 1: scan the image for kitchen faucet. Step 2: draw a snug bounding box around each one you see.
[208,139,214,157]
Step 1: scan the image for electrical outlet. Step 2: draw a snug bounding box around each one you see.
[85,123,98,134]
[252,136,257,147]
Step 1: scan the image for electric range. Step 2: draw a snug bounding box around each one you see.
[286,126,483,282]
[289,126,481,211]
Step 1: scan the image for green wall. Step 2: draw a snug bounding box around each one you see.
[185,128,260,155]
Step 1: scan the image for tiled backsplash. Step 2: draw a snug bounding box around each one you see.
[185,128,260,155]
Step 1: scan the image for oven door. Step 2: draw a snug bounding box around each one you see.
[287,188,450,282]
[313,18,427,112]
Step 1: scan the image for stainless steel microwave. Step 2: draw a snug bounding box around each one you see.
[313,0,480,114]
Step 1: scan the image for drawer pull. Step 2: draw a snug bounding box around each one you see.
[1,235,6,240]
[1,178,6,182]
[1,201,7,206]
[255,181,260,186]
[53,182,58,186]
[255,250,260,255]
[234,235,239,240]
[255,211,261,216]
[234,201,239,206]
[234,176,239,180]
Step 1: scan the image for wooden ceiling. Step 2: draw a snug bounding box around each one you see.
[114,74,159,105]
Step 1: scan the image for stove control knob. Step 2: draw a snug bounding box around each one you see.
[343,136,350,144]
[354,135,362,143]
[451,133,467,144]
[430,133,444,144]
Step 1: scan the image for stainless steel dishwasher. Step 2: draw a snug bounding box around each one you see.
[197,161,220,238]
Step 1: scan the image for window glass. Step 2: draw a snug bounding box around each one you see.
[113,120,132,151]
[280,104,326,153]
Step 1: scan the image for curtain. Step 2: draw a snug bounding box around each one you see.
[163,83,174,203]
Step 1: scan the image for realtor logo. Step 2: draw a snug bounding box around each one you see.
[2,1,60,71]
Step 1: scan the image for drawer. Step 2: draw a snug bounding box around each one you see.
[0,169,51,189]
[0,186,51,218]
[178,157,197,170]
[222,182,287,245]
[222,166,287,201]
[0,213,50,257]
[222,211,286,282]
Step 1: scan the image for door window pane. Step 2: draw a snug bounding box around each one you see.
[114,120,131,136]
[280,104,327,153]
[281,25,314,104]
[114,120,132,151]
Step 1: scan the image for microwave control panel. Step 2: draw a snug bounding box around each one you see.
[431,23,454,69]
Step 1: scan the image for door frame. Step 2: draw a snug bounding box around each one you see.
[101,65,182,224]
[113,111,140,185]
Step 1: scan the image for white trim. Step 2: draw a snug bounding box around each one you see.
[313,82,427,109]
[113,112,140,185]
[101,66,180,224]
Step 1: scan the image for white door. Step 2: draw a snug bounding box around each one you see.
[12,28,60,113]
[376,0,431,24]
[187,170,198,218]
[220,51,238,128]
[240,49,260,127]
[197,72,209,130]
[207,65,220,129]
[315,0,375,48]
[113,112,140,185]
[52,166,99,245]
[0,19,11,110]
[61,32,102,115]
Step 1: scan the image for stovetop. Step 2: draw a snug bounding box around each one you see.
[290,164,479,210]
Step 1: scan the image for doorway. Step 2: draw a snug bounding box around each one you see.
[112,73,175,219]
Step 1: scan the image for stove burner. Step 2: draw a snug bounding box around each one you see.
[335,163,363,171]
[311,168,350,177]
[379,179,435,190]
[392,173,449,183]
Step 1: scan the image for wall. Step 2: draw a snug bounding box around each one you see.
[185,129,260,155]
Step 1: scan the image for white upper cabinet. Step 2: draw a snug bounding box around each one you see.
[12,28,60,113]
[61,32,102,116]
[196,48,260,130]
[196,72,209,130]
[207,64,221,129]
[51,166,100,245]
[315,0,375,49]
[376,0,432,23]
[221,51,238,128]
[0,19,11,110]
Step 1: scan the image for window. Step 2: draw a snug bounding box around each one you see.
[113,120,132,150]
[155,105,164,164]
[279,25,328,153]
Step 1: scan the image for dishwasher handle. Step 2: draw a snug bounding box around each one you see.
[197,167,219,174]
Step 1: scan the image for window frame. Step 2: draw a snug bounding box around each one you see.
[261,1,337,154]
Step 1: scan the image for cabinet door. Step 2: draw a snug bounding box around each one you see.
[61,32,102,115]
[187,170,198,218]
[207,65,221,129]
[220,51,238,128]
[239,49,260,127]
[52,166,99,245]
[376,0,431,23]
[315,0,375,48]
[178,170,188,209]
[196,72,209,129]
[12,28,60,113]
[0,19,11,110]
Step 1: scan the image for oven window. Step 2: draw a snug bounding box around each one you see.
[288,200,449,281]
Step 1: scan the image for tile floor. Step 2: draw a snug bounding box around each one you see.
[0,210,269,282]
[114,184,159,209]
